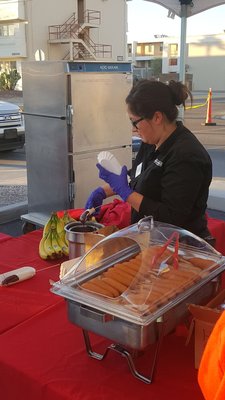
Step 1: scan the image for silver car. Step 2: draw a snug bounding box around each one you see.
[0,101,25,151]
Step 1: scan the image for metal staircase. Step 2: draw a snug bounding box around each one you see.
[48,10,112,60]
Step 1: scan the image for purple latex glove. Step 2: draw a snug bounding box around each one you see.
[97,163,133,202]
[85,187,106,211]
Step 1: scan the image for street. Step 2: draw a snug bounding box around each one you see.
[184,98,225,148]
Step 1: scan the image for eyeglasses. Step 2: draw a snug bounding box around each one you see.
[130,117,144,129]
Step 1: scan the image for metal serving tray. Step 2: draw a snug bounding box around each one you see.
[66,279,217,349]
[52,218,225,383]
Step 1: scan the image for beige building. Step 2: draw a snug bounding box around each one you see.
[186,33,225,91]
[1,1,225,91]
[0,0,129,88]
[129,33,225,91]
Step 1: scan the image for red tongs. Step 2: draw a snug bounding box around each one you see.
[151,231,180,270]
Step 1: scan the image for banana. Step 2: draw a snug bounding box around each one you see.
[55,230,66,247]
[51,230,63,257]
[64,235,69,247]
[39,236,49,260]
[43,231,56,259]
[43,217,52,238]
[53,214,70,256]
[58,237,69,256]
[63,211,75,225]
[56,231,69,256]
[39,212,72,260]
[43,212,57,237]
[54,213,66,236]
[62,212,70,225]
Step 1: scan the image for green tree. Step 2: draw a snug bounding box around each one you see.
[0,68,21,90]
[151,58,162,77]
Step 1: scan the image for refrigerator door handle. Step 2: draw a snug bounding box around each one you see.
[22,112,66,120]
[68,182,75,203]
[66,105,73,126]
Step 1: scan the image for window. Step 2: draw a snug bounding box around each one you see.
[144,44,154,55]
[169,43,178,56]
[169,58,178,66]
[0,25,15,37]
[136,61,145,67]
[136,45,142,55]
[127,44,132,55]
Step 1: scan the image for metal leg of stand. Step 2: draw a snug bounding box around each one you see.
[82,329,111,361]
[82,319,165,384]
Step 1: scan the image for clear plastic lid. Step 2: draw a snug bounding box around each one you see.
[52,217,224,324]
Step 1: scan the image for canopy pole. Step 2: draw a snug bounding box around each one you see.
[179,4,187,84]
[178,4,188,122]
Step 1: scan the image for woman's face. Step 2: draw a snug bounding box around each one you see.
[127,108,161,145]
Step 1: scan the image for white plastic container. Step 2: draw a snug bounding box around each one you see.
[97,151,122,175]
[0,266,36,286]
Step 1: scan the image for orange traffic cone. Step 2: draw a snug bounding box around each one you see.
[204,88,216,126]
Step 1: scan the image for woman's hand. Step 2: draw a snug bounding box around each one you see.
[85,187,106,211]
[97,164,133,202]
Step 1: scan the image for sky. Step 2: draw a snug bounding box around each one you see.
[127,0,225,42]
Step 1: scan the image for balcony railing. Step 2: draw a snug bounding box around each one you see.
[48,10,111,60]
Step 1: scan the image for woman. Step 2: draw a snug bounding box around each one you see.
[85,79,213,240]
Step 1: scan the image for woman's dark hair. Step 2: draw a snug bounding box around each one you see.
[125,79,192,122]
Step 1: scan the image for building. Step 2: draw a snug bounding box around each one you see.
[1,1,225,91]
[0,0,129,89]
[128,33,225,91]
[128,40,163,80]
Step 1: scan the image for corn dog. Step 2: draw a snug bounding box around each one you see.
[103,277,127,294]
[91,278,120,297]
[81,281,113,297]
[114,263,137,277]
[188,257,217,270]
[104,268,134,287]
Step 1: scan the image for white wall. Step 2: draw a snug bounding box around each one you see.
[0,23,27,59]
[25,0,75,61]
[23,0,128,62]
[187,34,225,90]
[162,34,225,90]
[85,0,128,61]
[0,0,129,64]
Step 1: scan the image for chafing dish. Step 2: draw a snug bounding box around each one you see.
[51,217,225,383]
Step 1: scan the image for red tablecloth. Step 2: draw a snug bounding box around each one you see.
[0,217,224,335]
[208,217,225,255]
[0,230,65,334]
[0,232,12,243]
[0,217,224,400]
[0,301,204,400]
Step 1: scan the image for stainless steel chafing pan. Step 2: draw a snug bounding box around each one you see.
[52,217,225,383]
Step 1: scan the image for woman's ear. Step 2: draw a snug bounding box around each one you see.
[153,111,163,124]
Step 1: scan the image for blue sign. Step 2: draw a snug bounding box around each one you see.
[67,62,132,73]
